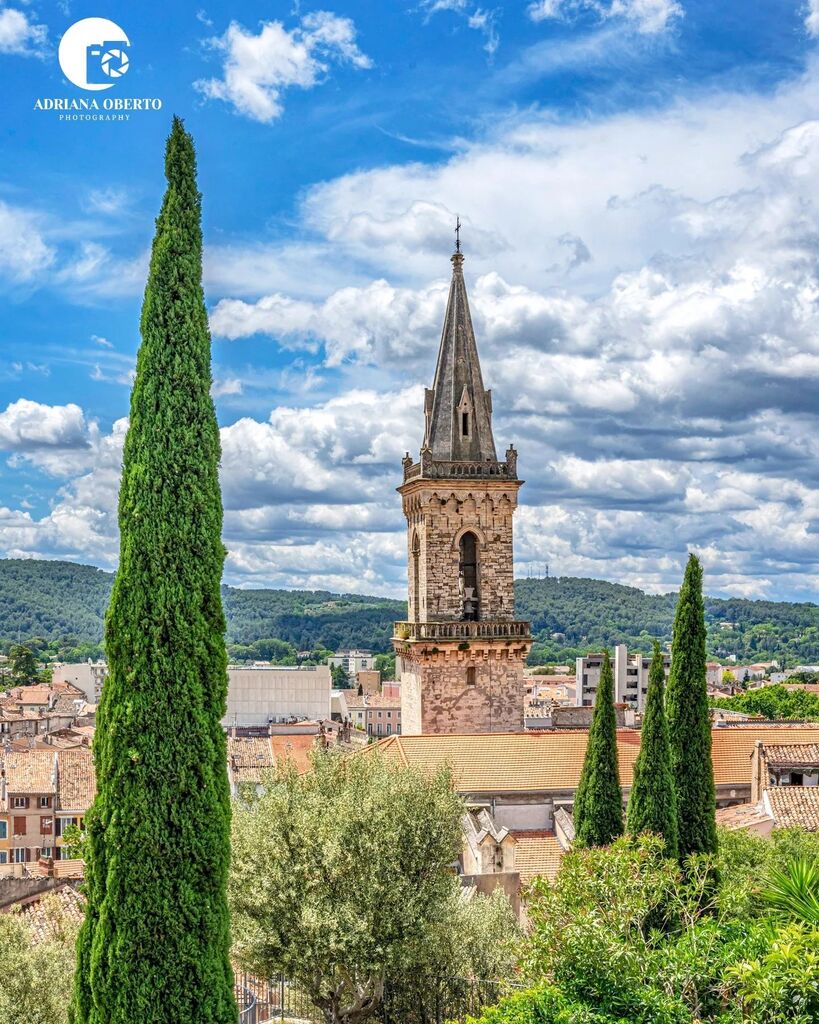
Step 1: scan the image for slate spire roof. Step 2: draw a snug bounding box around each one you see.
[423,250,498,463]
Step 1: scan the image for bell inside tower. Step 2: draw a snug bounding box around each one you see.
[459,531,479,620]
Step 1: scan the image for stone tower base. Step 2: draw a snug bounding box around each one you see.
[396,632,530,735]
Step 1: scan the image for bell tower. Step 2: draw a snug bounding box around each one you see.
[394,243,531,735]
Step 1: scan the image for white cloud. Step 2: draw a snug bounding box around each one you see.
[0,7,47,57]
[0,400,90,451]
[195,11,372,123]
[0,201,54,282]
[528,0,683,34]
[806,0,819,37]
[420,0,501,56]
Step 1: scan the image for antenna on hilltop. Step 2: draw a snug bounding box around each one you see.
[455,215,461,253]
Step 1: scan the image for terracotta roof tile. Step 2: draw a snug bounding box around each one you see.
[764,743,819,766]
[56,749,96,811]
[1,750,57,794]
[715,802,774,831]
[765,787,819,831]
[375,726,819,792]
[512,831,564,883]
[16,885,85,944]
[228,736,275,784]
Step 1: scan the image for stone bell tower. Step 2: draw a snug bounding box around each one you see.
[394,243,531,735]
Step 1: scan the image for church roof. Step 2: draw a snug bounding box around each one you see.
[423,251,498,463]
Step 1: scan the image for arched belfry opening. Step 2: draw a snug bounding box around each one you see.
[411,532,421,621]
[459,530,479,620]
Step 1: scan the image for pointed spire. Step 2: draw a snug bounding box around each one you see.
[423,245,498,463]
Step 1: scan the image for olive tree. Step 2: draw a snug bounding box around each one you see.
[230,750,517,1024]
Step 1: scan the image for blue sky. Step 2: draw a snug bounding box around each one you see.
[0,0,818,600]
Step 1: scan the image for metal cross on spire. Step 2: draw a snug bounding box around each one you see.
[455,215,461,253]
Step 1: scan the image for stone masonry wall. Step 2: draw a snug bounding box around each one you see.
[397,640,528,734]
[402,480,520,622]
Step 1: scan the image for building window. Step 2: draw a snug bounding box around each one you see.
[12,797,26,809]
[387,724,392,735]
[466,666,476,686]
[378,711,382,718]
[459,532,479,621]
[411,532,421,622]
[39,796,50,809]
[40,817,53,834]
[461,411,469,437]
[13,848,26,864]
[0,820,6,840]
[0,851,6,864]
[41,847,52,859]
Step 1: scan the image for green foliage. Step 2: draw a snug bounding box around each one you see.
[331,663,351,688]
[712,684,819,720]
[71,119,235,1024]
[516,576,819,668]
[0,894,81,1024]
[573,651,623,847]
[627,642,678,857]
[463,985,610,1024]
[762,858,819,925]
[0,563,816,667]
[510,830,819,1024]
[725,923,819,1023]
[374,652,396,680]
[666,554,717,860]
[230,749,487,1024]
[9,642,46,685]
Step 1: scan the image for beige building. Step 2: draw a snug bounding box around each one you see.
[52,662,108,704]
[223,665,331,728]
[394,246,531,735]
[342,693,401,737]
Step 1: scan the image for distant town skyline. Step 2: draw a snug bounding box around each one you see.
[0,0,817,601]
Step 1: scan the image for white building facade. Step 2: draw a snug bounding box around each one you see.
[223,665,332,728]
[575,644,670,711]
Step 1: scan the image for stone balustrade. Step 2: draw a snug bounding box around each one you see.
[394,620,531,642]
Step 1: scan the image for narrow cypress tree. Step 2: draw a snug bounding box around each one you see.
[627,641,678,858]
[573,650,624,846]
[71,118,236,1024]
[666,553,717,861]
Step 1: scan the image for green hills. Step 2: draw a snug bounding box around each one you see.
[0,559,815,666]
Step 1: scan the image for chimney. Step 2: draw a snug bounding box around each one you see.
[0,769,6,805]
[751,741,765,804]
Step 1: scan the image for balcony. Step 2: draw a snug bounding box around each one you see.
[394,620,531,642]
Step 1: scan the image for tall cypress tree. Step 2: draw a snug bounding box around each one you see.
[627,642,678,858]
[666,553,717,861]
[71,118,236,1024]
[573,650,624,846]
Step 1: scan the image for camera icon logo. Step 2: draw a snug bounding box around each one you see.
[59,18,131,92]
[86,41,130,84]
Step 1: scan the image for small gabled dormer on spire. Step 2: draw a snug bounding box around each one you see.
[422,233,499,465]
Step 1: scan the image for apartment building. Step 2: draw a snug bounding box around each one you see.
[0,748,95,867]
[575,644,670,711]
[328,650,375,675]
[341,692,401,737]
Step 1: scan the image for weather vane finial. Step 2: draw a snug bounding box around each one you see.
[455,215,461,254]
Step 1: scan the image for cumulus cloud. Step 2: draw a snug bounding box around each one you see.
[195,11,372,123]
[0,400,90,452]
[527,0,683,34]
[0,7,47,56]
